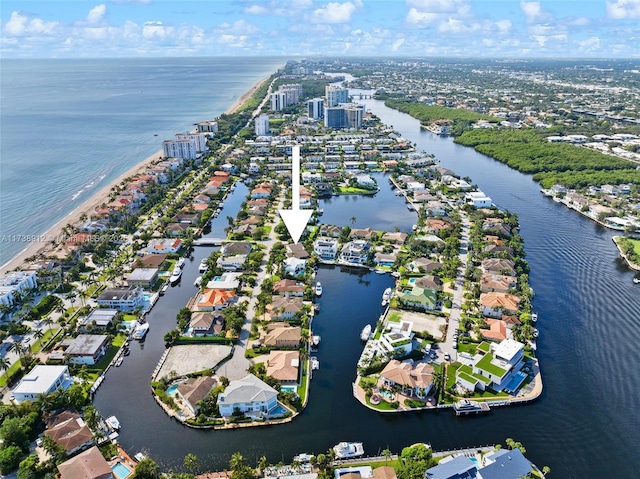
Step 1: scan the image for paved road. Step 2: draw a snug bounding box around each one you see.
[439,211,471,363]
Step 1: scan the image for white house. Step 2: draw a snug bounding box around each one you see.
[96,286,145,311]
[146,238,182,254]
[217,254,247,272]
[339,240,371,266]
[217,374,279,418]
[12,365,73,403]
[284,257,307,277]
[313,237,339,260]
[0,270,38,307]
[466,191,493,208]
[64,335,110,365]
[355,174,376,188]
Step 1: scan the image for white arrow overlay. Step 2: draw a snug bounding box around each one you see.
[279,145,313,244]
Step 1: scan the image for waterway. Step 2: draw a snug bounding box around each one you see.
[95,98,640,478]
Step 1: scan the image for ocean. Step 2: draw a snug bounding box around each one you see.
[0,57,285,265]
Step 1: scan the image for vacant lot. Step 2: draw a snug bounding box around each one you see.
[386,309,446,340]
[156,344,232,379]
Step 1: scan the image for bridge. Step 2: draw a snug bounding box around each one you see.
[192,238,225,246]
[355,93,374,99]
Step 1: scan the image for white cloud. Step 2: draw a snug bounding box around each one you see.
[569,17,590,26]
[406,8,441,25]
[406,0,459,13]
[579,36,601,50]
[216,19,259,35]
[520,1,542,22]
[310,2,358,24]
[392,38,405,51]
[86,4,107,25]
[3,11,59,37]
[495,19,512,34]
[606,0,640,19]
[244,5,269,15]
[142,21,169,39]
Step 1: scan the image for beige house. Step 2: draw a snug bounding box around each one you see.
[266,350,300,384]
[379,360,434,399]
[480,273,517,293]
[176,376,217,415]
[58,446,113,479]
[264,324,302,348]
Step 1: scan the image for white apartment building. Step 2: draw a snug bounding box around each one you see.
[271,92,287,111]
[325,85,349,106]
[255,114,271,137]
[175,132,208,152]
[278,84,302,105]
[163,139,198,159]
[307,98,325,119]
[0,270,38,307]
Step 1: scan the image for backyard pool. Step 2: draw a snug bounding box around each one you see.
[166,384,179,395]
[269,404,289,418]
[112,462,132,479]
[280,385,297,393]
[408,278,417,285]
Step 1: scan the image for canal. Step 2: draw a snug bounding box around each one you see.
[95,99,640,478]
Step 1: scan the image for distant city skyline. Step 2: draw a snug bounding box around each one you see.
[1,0,639,58]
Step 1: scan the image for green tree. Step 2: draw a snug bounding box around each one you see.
[0,445,24,475]
[132,458,160,479]
[0,416,30,451]
[183,454,199,475]
[229,452,254,479]
[17,454,39,479]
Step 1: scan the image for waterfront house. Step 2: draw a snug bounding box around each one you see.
[424,455,477,479]
[339,240,371,266]
[374,252,397,268]
[468,339,525,391]
[480,319,508,342]
[44,409,94,456]
[251,187,271,199]
[284,257,307,277]
[478,449,532,479]
[189,312,224,337]
[193,194,211,205]
[263,324,302,348]
[350,227,376,240]
[481,258,515,276]
[425,219,451,234]
[314,237,339,260]
[176,376,217,415]
[483,244,514,257]
[381,232,408,244]
[266,350,300,384]
[80,309,117,332]
[126,268,158,289]
[206,272,242,291]
[467,191,493,208]
[319,224,342,238]
[397,286,437,311]
[217,254,248,272]
[272,279,305,297]
[146,238,182,254]
[217,374,279,418]
[221,242,252,257]
[480,273,517,293]
[63,335,110,365]
[165,223,191,237]
[57,446,113,479]
[380,321,414,356]
[479,292,520,318]
[136,253,167,269]
[191,289,236,312]
[285,243,310,259]
[268,296,303,320]
[96,286,145,311]
[379,359,434,398]
[425,201,447,217]
[12,365,73,404]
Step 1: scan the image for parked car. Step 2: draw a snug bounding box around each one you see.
[444,352,451,361]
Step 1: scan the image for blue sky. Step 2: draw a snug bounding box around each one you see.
[1,0,639,58]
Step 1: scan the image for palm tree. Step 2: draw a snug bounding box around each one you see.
[0,357,10,380]
[350,216,357,226]
[382,448,392,466]
[183,453,199,475]
[257,456,269,475]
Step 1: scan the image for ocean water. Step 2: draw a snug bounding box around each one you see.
[0,57,285,265]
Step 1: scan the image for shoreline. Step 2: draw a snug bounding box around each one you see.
[0,74,270,276]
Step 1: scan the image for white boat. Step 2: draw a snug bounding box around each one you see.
[194,276,202,287]
[333,442,364,459]
[634,277,640,284]
[315,282,323,296]
[198,259,209,273]
[133,322,149,340]
[134,453,147,462]
[169,267,182,284]
[391,271,400,278]
[310,357,319,370]
[293,453,314,463]
[382,287,392,302]
[177,258,186,269]
[531,312,538,322]
[360,324,372,341]
[105,416,121,430]
[312,335,321,347]
[115,356,123,367]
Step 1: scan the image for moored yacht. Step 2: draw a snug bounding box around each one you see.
[360,324,372,341]
[169,267,182,285]
[333,442,364,459]
[315,282,323,296]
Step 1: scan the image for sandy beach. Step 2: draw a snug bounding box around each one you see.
[0,74,271,276]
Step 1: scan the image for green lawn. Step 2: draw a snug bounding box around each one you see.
[30,327,60,354]
[366,395,399,411]
[630,238,640,255]
[112,333,127,348]
[336,186,378,195]
[0,360,22,387]
[297,361,308,404]
[387,311,402,323]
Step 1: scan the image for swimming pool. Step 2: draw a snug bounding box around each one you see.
[166,384,179,395]
[280,385,297,393]
[112,462,132,479]
[502,371,528,394]
[408,278,417,285]
[269,404,289,417]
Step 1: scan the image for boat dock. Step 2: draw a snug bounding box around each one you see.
[453,399,491,416]
[193,237,225,246]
